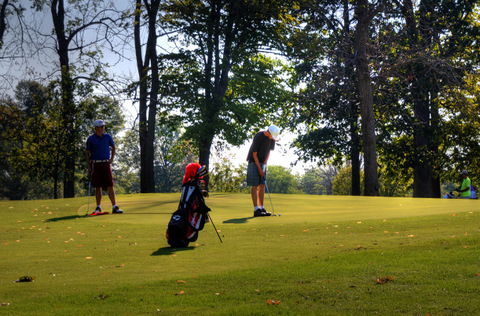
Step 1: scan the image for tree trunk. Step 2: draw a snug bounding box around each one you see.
[403,0,441,198]
[52,0,76,198]
[343,0,361,195]
[412,75,441,198]
[135,0,159,193]
[354,0,379,196]
[350,111,361,195]
[0,0,8,50]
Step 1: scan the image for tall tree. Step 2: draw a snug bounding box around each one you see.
[0,80,124,199]
[376,0,480,197]
[353,0,379,196]
[32,0,119,198]
[158,0,296,185]
[288,0,363,195]
[132,0,161,193]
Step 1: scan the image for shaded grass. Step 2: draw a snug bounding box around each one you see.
[1,194,480,314]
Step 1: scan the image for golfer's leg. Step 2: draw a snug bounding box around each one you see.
[107,186,116,206]
[258,184,265,207]
[251,186,258,207]
[95,187,102,206]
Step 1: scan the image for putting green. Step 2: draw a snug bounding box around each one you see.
[77,193,480,226]
[2,194,480,315]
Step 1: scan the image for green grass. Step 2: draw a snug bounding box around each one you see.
[1,193,480,315]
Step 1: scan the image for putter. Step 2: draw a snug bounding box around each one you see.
[263,177,276,216]
[208,213,223,243]
[86,177,91,215]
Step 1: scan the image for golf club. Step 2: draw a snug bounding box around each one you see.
[263,176,276,216]
[86,177,91,215]
[207,213,223,243]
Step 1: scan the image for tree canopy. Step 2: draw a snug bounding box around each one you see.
[2,0,480,199]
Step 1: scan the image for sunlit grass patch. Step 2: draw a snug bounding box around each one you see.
[1,194,479,314]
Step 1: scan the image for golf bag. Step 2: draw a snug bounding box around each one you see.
[166,180,211,247]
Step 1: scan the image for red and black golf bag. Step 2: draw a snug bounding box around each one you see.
[166,164,210,247]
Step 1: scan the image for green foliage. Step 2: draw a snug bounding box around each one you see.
[332,165,363,196]
[299,166,337,195]
[265,165,298,194]
[209,160,246,193]
[0,84,63,199]
[116,122,198,194]
[378,163,413,197]
[154,125,198,193]
[0,81,124,200]
[115,129,141,194]
[156,0,299,173]
[289,0,480,197]
[299,167,325,195]
[5,0,480,199]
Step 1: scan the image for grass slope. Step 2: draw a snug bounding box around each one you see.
[1,193,479,315]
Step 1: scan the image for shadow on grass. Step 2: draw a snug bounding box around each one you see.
[222,217,253,224]
[46,215,89,222]
[151,247,195,256]
[126,212,172,215]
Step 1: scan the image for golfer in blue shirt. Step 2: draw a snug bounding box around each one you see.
[86,119,123,214]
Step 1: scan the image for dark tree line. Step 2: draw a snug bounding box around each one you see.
[1,0,480,199]
[290,0,480,197]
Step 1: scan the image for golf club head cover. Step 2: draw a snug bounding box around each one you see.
[197,165,208,178]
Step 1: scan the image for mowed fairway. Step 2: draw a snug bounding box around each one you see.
[1,193,480,315]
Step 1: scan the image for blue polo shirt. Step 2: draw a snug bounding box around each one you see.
[86,133,114,160]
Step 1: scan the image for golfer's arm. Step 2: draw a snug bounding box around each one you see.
[253,152,261,171]
[110,145,116,163]
[458,182,469,192]
[264,152,270,165]
[86,150,91,165]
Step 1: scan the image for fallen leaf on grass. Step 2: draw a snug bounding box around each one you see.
[177,280,186,284]
[215,290,226,295]
[267,299,281,305]
[375,276,394,284]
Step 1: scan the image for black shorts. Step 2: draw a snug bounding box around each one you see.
[91,162,114,188]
